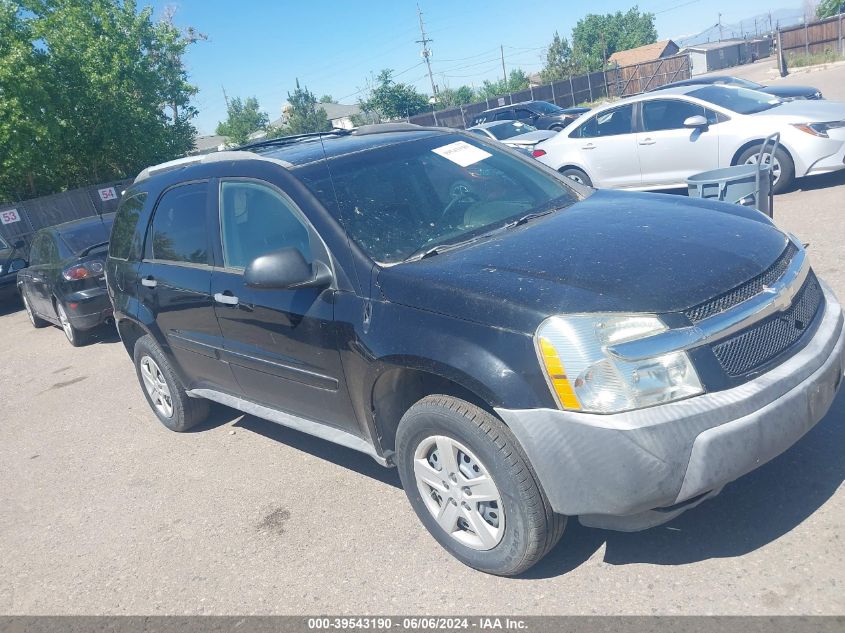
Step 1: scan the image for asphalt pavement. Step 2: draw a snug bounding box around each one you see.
[1,72,844,615]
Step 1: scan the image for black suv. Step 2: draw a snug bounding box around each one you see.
[470,100,590,131]
[107,125,844,576]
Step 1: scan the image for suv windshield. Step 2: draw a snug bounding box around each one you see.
[530,101,563,115]
[689,85,781,114]
[300,134,578,264]
[488,121,538,139]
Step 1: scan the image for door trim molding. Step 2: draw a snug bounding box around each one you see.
[186,388,389,466]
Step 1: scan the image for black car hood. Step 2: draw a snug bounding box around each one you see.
[377,190,788,333]
[762,84,818,98]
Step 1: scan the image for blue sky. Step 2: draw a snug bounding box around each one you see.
[148,1,805,135]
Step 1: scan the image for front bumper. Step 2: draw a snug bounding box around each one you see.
[801,129,845,177]
[496,282,844,531]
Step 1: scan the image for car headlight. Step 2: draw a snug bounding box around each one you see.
[535,314,703,413]
[792,121,845,138]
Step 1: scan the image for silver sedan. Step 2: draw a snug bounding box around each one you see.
[466,120,556,154]
[533,85,845,193]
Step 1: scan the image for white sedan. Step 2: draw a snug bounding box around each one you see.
[532,85,845,193]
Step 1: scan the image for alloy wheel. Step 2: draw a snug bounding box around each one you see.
[56,303,74,343]
[413,435,505,550]
[744,152,782,185]
[139,355,174,418]
[23,294,36,326]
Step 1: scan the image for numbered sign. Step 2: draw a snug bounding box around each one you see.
[0,208,21,225]
[98,187,118,202]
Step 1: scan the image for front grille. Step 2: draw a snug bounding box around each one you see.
[712,271,823,376]
[684,242,798,324]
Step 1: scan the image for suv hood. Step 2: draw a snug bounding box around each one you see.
[377,190,788,333]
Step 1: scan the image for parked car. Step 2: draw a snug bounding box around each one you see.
[533,84,845,193]
[652,75,823,101]
[0,235,28,303]
[108,125,843,576]
[466,120,556,153]
[470,100,590,131]
[18,214,115,346]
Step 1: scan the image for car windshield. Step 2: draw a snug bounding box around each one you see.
[58,217,114,254]
[487,121,538,140]
[689,85,782,114]
[722,77,763,90]
[299,134,579,264]
[531,101,564,115]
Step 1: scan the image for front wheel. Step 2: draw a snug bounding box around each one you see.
[737,145,794,194]
[22,291,48,328]
[396,395,566,576]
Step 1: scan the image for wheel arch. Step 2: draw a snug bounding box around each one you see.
[730,138,796,168]
[116,317,153,358]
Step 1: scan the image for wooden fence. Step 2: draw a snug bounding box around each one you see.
[779,14,845,59]
[408,54,693,129]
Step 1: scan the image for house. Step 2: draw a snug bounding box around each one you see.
[608,39,680,67]
[272,102,363,131]
[191,134,228,155]
[681,38,771,75]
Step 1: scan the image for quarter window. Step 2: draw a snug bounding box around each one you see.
[219,181,312,269]
[574,104,634,138]
[148,183,210,265]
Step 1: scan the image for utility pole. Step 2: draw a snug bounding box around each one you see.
[500,44,507,83]
[718,13,723,41]
[416,5,438,99]
[222,85,230,110]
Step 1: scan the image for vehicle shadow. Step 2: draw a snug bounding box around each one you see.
[190,403,402,489]
[791,169,845,192]
[521,389,845,579]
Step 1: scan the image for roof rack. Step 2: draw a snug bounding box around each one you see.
[237,128,352,152]
[134,150,293,183]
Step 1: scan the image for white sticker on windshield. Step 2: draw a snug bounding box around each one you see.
[432,141,492,167]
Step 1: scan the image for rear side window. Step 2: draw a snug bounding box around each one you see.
[148,182,210,265]
[28,234,46,266]
[110,194,147,261]
[574,104,634,138]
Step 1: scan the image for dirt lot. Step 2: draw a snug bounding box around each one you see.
[1,103,845,616]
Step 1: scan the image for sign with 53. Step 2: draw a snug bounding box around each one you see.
[0,209,21,225]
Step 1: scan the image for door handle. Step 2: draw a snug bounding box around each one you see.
[214,292,239,306]
[581,143,596,150]
[639,138,656,145]
[141,276,157,288]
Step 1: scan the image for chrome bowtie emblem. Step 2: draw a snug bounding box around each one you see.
[761,284,777,294]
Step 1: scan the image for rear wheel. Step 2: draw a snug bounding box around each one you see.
[737,145,794,194]
[396,395,566,576]
[559,167,592,187]
[56,301,89,347]
[22,291,48,328]
[133,334,209,432]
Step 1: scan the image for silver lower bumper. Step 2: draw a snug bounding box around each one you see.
[496,283,844,531]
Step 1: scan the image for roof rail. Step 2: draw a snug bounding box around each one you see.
[133,150,293,184]
[238,128,352,152]
[351,122,421,135]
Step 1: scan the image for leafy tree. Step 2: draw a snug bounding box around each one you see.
[360,69,429,120]
[0,0,201,203]
[573,7,657,71]
[216,97,269,145]
[816,0,845,18]
[437,85,476,108]
[540,31,577,82]
[476,69,530,100]
[284,80,332,135]
[319,94,334,103]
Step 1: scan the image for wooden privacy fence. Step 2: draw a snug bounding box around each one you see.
[0,178,132,247]
[408,54,692,129]
[779,14,845,59]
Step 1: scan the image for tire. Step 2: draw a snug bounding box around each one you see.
[549,124,564,132]
[559,167,592,187]
[132,334,209,432]
[55,300,90,347]
[22,291,49,328]
[396,395,566,576]
[737,145,795,194]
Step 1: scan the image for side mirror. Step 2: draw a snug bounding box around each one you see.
[244,247,332,290]
[8,258,27,273]
[13,240,25,250]
[684,115,708,128]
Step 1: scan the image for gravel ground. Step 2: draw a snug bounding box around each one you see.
[1,80,844,615]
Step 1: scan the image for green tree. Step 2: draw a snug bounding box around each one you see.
[540,31,577,82]
[437,85,476,108]
[816,0,845,18]
[360,69,429,120]
[573,7,657,71]
[216,97,269,145]
[284,80,332,135]
[0,0,201,203]
[476,69,530,100]
[319,94,334,103]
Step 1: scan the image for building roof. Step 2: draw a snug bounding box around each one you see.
[681,39,748,52]
[608,39,678,67]
[321,102,361,121]
[192,134,227,154]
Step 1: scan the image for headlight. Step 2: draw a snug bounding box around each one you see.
[536,314,703,413]
[792,121,845,138]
